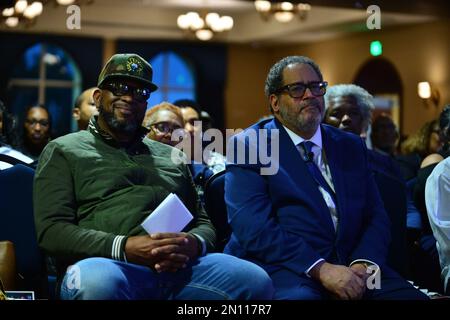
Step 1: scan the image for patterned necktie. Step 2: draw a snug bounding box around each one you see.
[300,141,337,204]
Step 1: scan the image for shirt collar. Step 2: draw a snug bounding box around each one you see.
[283,124,322,150]
[88,116,150,154]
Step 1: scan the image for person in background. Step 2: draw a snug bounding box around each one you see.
[425,155,450,295]
[144,102,184,147]
[324,84,402,180]
[397,120,442,181]
[324,84,373,139]
[0,100,34,169]
[409,105,450,293]
[33,53,273,300]
[173,99,225,173]
[420,105,450,167]
[371,113,400,157]
[0,99,18,146]
[173,99,226,194]
[18,104,51,160]
[73,87,98,131]
[324,84,410,277]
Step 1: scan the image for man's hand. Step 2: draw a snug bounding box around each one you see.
[124,234,189,271]
[150,232,201,273]
[310,261,365,300]
[350,263,370,283]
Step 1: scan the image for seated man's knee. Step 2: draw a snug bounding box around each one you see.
[60,258,128,300]
[207,254,274,300]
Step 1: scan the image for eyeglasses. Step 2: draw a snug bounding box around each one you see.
[149,122,183,135]
[276,81,328,98]
[25,119,49,127]
[101,82,151,102]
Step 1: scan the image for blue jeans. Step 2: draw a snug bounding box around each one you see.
[60,253,274,300]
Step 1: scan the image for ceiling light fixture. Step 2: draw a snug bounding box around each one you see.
[177,11,233,41]
[254,1,311,23]
[1,0,93,28]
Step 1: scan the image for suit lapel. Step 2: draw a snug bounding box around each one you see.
[272,119,335,233]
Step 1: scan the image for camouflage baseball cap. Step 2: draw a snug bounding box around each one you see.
[98,53,158,92]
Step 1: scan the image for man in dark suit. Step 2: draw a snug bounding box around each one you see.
[224,56,427,300]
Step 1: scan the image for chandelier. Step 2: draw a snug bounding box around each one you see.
[254,1,311,23]
[1,0,93,28]
[177,11,234,41]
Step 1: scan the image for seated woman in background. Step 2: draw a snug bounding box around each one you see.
[397,119,442,181]
[144,101,184,147]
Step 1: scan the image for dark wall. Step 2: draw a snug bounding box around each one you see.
[117,39,227,130]
[0,34,227,132]
[0,32,103,103]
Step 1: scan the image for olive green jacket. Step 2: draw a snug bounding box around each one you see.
[33,118,215,273]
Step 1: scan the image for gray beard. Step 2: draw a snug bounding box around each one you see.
[99,104,138,134]
[279,104,322,135]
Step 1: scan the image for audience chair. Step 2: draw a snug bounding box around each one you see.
[0,241,16,290]
[0,164,49,298]
[204,170,231,252]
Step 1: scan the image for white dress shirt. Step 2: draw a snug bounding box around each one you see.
[283,125,338,231]
[425,157,450,292]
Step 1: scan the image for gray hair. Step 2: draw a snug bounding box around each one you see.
[264,56,323,99]
[325,84,374,131]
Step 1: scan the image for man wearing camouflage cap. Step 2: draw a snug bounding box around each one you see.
[33,53,273,300]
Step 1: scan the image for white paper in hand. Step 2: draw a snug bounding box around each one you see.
[141,193,193,234]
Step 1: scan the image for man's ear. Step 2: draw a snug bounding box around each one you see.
[269,94,280,113]
[72,108,80,121]
[93,88,102,107]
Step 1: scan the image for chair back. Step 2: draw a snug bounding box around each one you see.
[0,164,47,296]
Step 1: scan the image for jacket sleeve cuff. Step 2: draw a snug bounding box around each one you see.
[191,233,207,256]
[305,258,325,278]
[111,235,128,261]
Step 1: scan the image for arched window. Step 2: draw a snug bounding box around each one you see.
[354,58,403,134]
[7,43,82,137]
[147,52,196,108]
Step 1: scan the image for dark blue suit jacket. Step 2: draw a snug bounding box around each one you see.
[224,118,391,277]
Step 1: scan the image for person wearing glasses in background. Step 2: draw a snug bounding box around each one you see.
[224,56,427,300]
[33,53,273,300]
[144,102,216,207]
[144,101,184,147]
[17,104,51,160]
